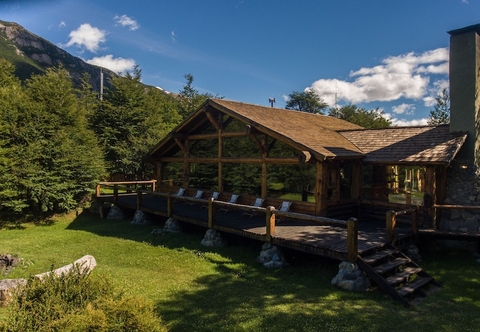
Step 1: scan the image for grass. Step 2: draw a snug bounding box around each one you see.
[1,211,479,331]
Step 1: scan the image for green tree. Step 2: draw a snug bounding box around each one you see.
[328,104,391,128]
[90,66,181,178]
[427,88,450,125]
[0,62,105,214]
[177,73,216,120]
[285,89,328,114]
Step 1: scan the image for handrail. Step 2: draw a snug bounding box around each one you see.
[433,204,480,210]
[386,206,418,243]
[96,180,157,199]
[134,189,359,263]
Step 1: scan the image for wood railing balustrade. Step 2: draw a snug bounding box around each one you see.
[135,189,359,263]
[96,180,157,203]
[386,207,418,243]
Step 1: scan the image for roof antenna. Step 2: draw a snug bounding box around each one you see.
[269,98,275,107]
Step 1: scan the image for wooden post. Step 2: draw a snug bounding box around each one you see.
[151,180,156,192]
[113,185,118,204]
[411,207,418,242]
[265,206,275,242]
[386,210,396,243]
[351,161,361,200]
[96,184,101,197]
[136,189,142,210]
[406,191,412,204]
[424,165,437,228]
[346,217,358,263]
[208,197,215,229]
[315,161,327,216]
[167,193,173,218]
[261,160,267,198]
[155,162,162,191]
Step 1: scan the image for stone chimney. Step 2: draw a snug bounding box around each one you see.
[448,24,480,167]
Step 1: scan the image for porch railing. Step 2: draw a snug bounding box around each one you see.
[136,189,359,263]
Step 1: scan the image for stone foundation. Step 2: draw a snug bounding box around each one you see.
[201,229,227,247]
[152,218,181,235]
[106,205,125,220]
[131,210,152,225]
[256,243,289,268]
[331,261,371,292]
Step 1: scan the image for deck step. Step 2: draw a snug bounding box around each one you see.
[358,244,440,307]
[362,249,398,264]
[397,276,434,297]
[374,257,410,274]
[385,267,422,286]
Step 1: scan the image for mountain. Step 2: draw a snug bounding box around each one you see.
[0,20,114,92]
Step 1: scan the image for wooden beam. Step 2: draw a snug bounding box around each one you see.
[174,138,186,153]
[298,151,312,164]
[160,156,301,164]
[204,109,221,131]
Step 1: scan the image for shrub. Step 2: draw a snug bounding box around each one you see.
[1,266,166,332]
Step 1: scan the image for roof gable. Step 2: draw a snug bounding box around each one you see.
[149,98,365,160]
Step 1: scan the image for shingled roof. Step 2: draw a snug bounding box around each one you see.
[148,99,467,165]
[148,98,365,160]
[210,99,364,159]
[340,125,467,165]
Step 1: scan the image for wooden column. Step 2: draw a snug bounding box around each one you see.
[218,130,223,192]
[266,206,275,242]
[424,165,437,228]
[156,162,162,192]
[261,157,267,198]
[182,139,190,188]
[167,193,173,218]
[386,210,396,243]
[315,161,327,216]
[346,217,358,263]
[208,197,215,229]
[351,161,361,200]
[136,189,142,210]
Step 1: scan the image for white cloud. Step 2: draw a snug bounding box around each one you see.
[114,15,139,31]
[59,21,66,29]
[86,55,136,73]
[171,31,177,43]
[65,23,106,53]
[391,118,429,126]
[309,48,449,107]
[392,103,415,115]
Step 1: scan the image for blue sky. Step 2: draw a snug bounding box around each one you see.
[1,0,478,125]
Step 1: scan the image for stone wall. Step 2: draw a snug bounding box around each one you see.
[438,160,480,251]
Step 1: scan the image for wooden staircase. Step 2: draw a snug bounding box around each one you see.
[357,244,441,307]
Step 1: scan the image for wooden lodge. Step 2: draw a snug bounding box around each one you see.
[145,98,466,225]
[96,24,480,306]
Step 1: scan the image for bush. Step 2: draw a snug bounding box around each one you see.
[1,266,166,332]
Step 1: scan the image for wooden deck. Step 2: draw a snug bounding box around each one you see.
[99,192,413,262]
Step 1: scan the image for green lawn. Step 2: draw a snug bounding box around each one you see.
[1,211,479,331]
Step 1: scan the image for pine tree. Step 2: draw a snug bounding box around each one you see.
[427,88,450,125]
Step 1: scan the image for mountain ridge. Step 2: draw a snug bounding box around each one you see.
[0,19,114,92]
